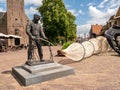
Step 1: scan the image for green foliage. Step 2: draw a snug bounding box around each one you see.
[62,41,73,50]
[37,0,77,43]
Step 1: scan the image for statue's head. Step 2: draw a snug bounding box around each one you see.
[33,14,40,22]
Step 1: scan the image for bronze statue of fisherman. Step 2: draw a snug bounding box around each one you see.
[26,14,47,64]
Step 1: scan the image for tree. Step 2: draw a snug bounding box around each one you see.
[65,12,76,41]
[37,0,76,44]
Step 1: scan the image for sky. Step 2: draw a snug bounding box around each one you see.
[0,0,120,36]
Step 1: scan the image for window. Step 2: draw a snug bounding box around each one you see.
[15,29,19,35]
[15,18,18,21]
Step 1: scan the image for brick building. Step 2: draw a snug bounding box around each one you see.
[0,0,29,46]
[89,24,103,38]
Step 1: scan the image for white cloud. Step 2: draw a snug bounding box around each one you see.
[68,9,79,16]
[89,6,105,18]
[25,6,39,17]
[87,5,118,25]
[77,0,119,35]
[77,24,91,36]
[107,0,120,9]
[25,0,42,6]
[98,0,120,9]
[87,0,120,25]
[65,4,71,8]
[0,0,42,7]
[0,0,6,3]
[88,5,106,24]
[0,0,6,12]
[98,0,109,8]
[87,2,95,6]
[68,9,84,16]
[0,7,5,12]
[78,10,84,15]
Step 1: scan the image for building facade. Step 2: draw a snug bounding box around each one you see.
[114,7,120,25]
[101,6,120,35]
[0,0,29,46]
[89,24,103,38]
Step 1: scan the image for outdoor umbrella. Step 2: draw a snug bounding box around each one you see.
[8,35,22,38]
[0,33,9,38]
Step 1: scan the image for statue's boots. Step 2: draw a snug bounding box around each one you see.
[25,59,34,64]
[40,58,44,62]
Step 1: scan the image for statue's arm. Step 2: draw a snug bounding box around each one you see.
[26,21,34,39]
[40,24,47,39]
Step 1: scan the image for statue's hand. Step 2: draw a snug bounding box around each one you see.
[31,36,36,40]
[44,37,48,40]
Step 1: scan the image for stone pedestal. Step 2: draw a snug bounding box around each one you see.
[12,62,74,86]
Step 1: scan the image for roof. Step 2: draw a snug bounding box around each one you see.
[114,6,120,19]
[109,15,115,20]
[91,24,103,35]
[0,12,5,19]
[108,15,116,23]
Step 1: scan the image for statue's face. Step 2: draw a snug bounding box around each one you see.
[34,15,40,22]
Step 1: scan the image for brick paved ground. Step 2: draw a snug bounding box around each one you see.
[0,46,120,90]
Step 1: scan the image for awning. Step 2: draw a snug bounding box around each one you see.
[8,35,22,38]
[0,33,9,38]
[0,33,22,39]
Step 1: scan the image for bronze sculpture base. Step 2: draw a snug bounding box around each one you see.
[25,60,54,66]
[12,62,74,86]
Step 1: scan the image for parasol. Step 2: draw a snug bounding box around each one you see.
[0,33,9,38]
[8,35,22,38]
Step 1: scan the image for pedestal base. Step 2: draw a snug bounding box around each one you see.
[25,60,54,66]
[12,62,74,86]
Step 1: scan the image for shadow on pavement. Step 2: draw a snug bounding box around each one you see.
[1,70,12,74]
[58,59,77,65]
[2,70,23,86]
[110,53,120,57]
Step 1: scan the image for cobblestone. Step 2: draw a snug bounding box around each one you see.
[0,46,120,90]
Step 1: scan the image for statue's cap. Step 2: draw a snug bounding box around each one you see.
[34,14,40,18]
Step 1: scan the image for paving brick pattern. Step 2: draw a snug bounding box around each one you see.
[0,46,120,90]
